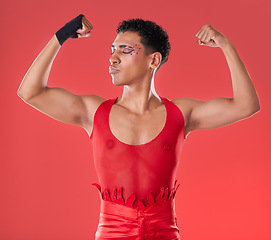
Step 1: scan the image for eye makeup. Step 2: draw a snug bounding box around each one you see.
[123,47,134,54]
[110,44,141,55]
[127,44,141,55]
[133,44,141,55]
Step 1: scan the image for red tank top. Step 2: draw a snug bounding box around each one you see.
[90,96,186,209]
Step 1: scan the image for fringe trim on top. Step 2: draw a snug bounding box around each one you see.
[92,179,180,211]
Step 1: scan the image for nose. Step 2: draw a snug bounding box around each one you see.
[109,53,120,64]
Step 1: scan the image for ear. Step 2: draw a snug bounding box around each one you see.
[150,52,162,70]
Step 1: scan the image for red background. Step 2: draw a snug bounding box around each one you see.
[1,0,270,239]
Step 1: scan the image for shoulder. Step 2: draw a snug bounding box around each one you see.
[80,94,108,110]
[169,97,201,128]
[77,94,108,128]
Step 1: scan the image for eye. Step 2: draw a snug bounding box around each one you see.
[123,48,134,54]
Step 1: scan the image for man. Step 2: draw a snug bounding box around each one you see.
[17,14,260,239]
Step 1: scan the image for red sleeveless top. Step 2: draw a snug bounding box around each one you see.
[90,96,186,209]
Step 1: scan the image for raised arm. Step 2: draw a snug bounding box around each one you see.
[172,24,260,137]
[17,15,105,136]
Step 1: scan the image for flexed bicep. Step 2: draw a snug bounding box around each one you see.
[23,88,106,135]
[24,87,89,126]
[172,97,258,135]
[187,97,257,132]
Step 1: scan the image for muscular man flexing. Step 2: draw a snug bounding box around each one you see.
[17,14,260,239]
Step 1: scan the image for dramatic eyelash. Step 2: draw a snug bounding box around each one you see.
[123,49,134,54]
[110,49,134,55]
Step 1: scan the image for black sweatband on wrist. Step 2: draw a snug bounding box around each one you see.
[55,14,84,46]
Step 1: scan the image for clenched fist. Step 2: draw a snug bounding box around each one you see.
[195,24,230,48]
[55,14,93,45]
[76,16,93,38]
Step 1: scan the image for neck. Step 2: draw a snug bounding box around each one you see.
[117,74,161,114]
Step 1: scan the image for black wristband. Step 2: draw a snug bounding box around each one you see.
[55,14,84,46]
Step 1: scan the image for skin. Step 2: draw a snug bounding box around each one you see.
[17,17,260,146]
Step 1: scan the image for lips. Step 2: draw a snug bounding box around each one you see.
[109,66,120,74]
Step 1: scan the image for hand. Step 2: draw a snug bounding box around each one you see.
[76,16,93,38]
[195,24,230,48]
[55,14,93,45]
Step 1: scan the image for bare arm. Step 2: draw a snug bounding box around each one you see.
[17,16,105,136]
[173,24,260,136]
[18,34,61,100]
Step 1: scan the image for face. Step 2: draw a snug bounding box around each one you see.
[109,31,153,86]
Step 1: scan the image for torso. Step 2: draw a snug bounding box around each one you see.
[89,96,187,208]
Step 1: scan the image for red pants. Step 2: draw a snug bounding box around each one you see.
[93,182,181,239]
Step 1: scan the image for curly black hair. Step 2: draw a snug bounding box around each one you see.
[116,18,171,70]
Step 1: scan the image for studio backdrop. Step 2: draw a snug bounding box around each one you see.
[1,0,270,239]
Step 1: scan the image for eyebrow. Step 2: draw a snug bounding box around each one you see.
[111,44,133,48]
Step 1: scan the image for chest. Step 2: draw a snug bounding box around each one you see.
[109,105,167,146]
